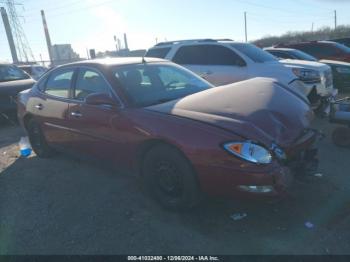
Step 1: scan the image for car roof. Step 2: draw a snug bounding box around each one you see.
[18,64,43,67]
[151,39,236,48]
[288,41,337,46]
[64,57,168,67]
[265,47,296,52]
[319,40,343,45]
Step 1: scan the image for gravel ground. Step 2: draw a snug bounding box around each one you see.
[0,117,349,255]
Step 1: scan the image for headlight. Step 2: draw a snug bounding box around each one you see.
[223,142,272,164]
[292,68,321,83]
[336,67,350,74]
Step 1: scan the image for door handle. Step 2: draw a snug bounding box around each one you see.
[35,104,43,110]
[71,111,82,118]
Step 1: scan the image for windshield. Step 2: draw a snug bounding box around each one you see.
[232,43,277,63]
[0,65,30,82]
[113,63,213,107]
[291,50,318,61]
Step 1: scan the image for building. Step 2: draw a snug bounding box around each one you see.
[96,49,146,58]
[51,44,80,65]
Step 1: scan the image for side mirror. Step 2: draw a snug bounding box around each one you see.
[85,93,120,108]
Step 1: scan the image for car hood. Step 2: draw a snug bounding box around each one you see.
[320,59,350,67]
[249,61,304,91]
[146,78,313,148]
[280,59,330,71]
[0,78,36,95]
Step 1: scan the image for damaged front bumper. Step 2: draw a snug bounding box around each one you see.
[240,129,323,197]
[282,128,323,177]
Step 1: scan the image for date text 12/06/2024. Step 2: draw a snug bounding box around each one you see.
[127,256,220,261]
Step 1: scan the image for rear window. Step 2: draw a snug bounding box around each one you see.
[173,45,246,66]
[145,48,171,58]
[232,44,276,63]
[45,69,74,98]
[296,44,337,57]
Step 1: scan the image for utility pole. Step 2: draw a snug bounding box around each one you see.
[311,22,314,32]
[114,35,119,51]
[41,10,53,65]
[1,7,18,63]
[117,39,121,52]
[334,10,337,30]
[123,33,129,51]
[244,11,248,43]
[40,53,43,66]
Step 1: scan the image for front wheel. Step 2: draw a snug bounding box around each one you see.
[27,119,55,158]
[142,145,202,210]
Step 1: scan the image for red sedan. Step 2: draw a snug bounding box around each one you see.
[17,58,318,210]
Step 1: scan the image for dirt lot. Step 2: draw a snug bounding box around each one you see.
[0,118,350,255]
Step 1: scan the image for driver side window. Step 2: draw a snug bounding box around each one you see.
[74,68,111,101]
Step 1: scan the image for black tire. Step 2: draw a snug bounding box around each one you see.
[142,144,202,210]
[27,119,55,158]
[332,127,350,148]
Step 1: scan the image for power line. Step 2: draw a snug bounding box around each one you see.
[235,0,332,16]
[24,0,116,23]
[248,11,333,20]
[0,0,34,62]
[249,15,332,25]
[22,0,87,16]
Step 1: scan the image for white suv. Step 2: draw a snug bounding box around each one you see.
[145,39,328,102]
[264,47,335,99]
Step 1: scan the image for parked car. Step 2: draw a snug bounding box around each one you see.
[277,41,350,63]
[18,64,48,80]
[17,58,319,210]
[265,47,350,92]
[0,63,36,119]
[145,39,327,105]
[331,38,350,48]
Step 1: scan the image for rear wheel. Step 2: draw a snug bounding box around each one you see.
[142,144,202,210]
[27,119,55,158]
[332,127,350,148]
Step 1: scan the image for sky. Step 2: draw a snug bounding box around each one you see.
[1,0,350,62]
